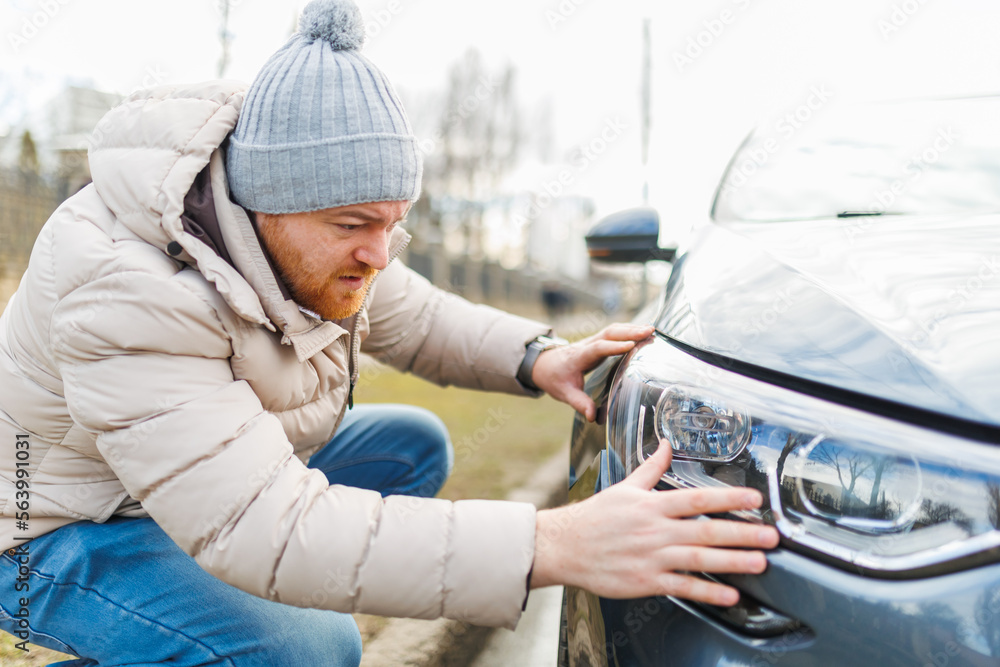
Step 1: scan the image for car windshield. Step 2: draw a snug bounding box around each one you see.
[712,97,1000,222]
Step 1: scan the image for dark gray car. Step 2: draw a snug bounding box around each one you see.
[561,96,1000,666]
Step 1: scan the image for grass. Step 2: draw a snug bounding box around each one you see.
[355,358,574,502]
[0,355,575,662]
[0,273,20,314]
[0,632,72,665]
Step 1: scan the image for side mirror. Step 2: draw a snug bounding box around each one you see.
[585,207,676,264]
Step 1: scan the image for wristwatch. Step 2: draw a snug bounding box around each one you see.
[516,334,568,390]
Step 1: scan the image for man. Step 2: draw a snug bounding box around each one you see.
[0,0,778,664]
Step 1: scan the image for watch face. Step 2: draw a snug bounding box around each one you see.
[536,335,568,349]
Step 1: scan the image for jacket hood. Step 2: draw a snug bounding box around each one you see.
[656,214,1000,428]
[86,82,277,329]
[89,81,246,255]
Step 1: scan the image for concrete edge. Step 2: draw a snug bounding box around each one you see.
[359,443,570,667]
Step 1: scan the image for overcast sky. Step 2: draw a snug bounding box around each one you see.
[2,0,999,240]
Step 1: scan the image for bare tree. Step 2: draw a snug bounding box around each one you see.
[919,499,973,533]
[424,49,523,259]
[812,442,875,509]
[866,457,894,509]
[988,482,1000,530]
[437,50,521,198]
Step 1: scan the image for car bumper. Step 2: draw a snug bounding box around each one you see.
[566,451,1000,667]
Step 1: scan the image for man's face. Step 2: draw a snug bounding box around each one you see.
[257,200,409,321]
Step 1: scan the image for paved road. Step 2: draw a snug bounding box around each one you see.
[471,586,563,667]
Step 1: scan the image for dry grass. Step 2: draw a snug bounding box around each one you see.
[0,273,20,313]
[355,358,574,502]
[0,632,72,665]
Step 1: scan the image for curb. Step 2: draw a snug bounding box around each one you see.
[359,444,569,667]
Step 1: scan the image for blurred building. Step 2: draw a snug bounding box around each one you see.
[523,194,594,281]
[48,86,122,198]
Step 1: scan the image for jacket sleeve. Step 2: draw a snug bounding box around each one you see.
[51,269,536,629]
[362,258,551,394]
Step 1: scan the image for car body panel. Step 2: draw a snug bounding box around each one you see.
[655,215,1000,428]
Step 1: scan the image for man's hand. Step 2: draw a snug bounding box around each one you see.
[530,442,780,606]
[531,323,654,421]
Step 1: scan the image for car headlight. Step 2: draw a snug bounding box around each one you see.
[608,335,1000,576]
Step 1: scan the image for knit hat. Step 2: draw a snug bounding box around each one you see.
[226,0,422,214]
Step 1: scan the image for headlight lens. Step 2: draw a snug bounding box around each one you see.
[654,385,752,462]
[608,335,1000,575]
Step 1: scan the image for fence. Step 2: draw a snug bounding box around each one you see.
[401,242,606,322]
[0,169,61,287]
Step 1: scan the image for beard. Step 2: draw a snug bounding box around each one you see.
[259,218,378,321]
[287,264,377,321]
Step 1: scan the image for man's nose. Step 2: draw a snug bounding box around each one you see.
[354,228,390,270]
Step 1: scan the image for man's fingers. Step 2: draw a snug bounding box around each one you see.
[659,546,769,576]
[666,518,780,549]
[577,339,637,367]
[565,390,597,421]
[658,486,766,519]
[655,572,741,607]
[595,323,654,342]
[623,441,672,489]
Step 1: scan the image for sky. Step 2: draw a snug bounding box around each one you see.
[2,0,999,244]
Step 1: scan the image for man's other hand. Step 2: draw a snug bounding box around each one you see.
[531,323,654,421]
[529,442,781,606]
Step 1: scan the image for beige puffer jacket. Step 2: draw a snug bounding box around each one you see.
[0,81,551,629]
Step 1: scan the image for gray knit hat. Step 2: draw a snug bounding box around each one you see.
[226,0,422,214]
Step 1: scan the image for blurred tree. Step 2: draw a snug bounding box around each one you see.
[424,49,523,260]
[18,130,39,177]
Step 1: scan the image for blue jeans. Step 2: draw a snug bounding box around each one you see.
[0,404,452,666]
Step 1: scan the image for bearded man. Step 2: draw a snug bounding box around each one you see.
[0,1,777,664]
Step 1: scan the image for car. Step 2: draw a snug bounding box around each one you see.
[560,95,1000,666]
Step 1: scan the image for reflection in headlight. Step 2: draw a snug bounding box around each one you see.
[783,435,923,534]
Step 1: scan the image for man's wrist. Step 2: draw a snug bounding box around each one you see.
[530,508,567,590]
[516,334,568,391]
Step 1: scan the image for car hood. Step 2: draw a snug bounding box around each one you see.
[654,212,1000,427]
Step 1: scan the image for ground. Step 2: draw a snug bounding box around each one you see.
[0,357,574,663]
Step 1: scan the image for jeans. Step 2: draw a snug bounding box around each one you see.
[0,404,452,666]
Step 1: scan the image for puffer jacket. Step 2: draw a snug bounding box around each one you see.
[0,81,551,629]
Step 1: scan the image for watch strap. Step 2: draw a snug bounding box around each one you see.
[516,335,567,391]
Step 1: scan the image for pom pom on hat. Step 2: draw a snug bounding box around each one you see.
[299,0,365,51]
